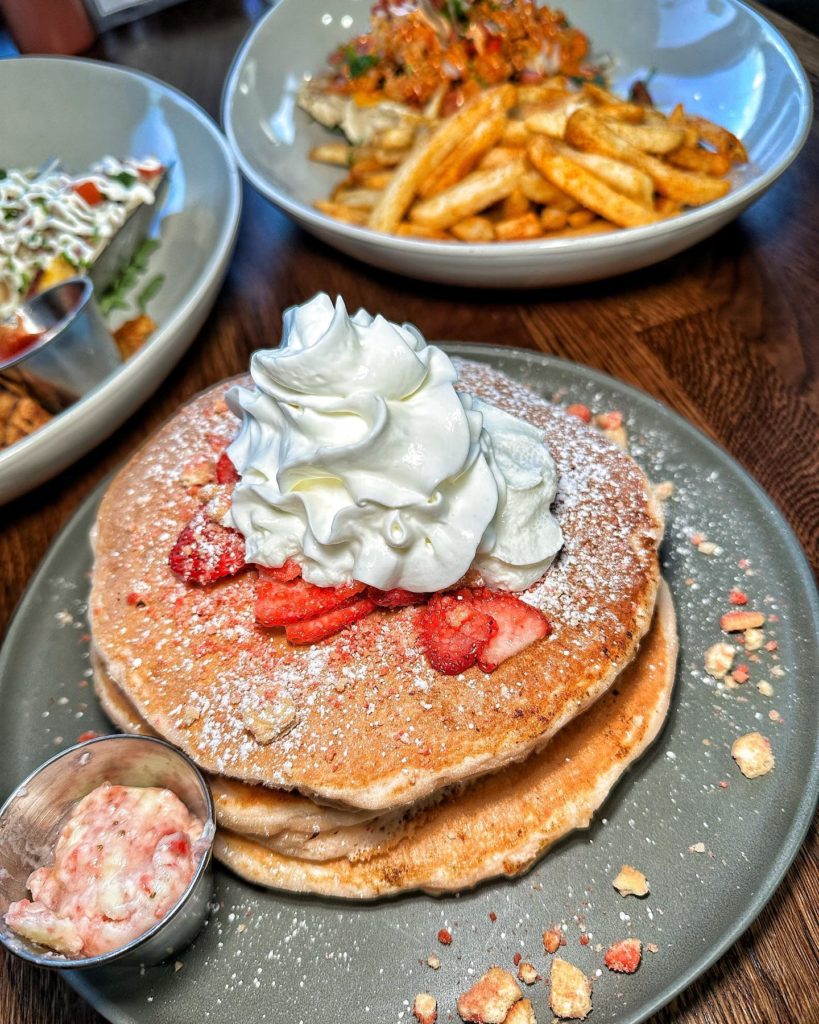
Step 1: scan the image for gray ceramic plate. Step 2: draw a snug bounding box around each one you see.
[222,0,811,287]
[0,57,242,504]
[1,347,817,1024]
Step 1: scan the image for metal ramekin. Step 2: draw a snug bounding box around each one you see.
[0,277,122,412]
[0,734,215,970]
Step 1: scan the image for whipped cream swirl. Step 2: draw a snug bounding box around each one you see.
[225,294,562,592]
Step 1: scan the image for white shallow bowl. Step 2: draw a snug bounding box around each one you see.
[223,0,811,289]
[0,57,242,504]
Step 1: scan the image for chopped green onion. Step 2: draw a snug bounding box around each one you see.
[345,47,379,79]
[137,273,165,311]
[114,171,137,188]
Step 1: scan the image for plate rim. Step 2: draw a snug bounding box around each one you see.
[0,54,243,500]
[221,0,813,260]
[2,345,817,1024]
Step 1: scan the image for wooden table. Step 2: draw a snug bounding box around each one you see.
[1,2,817,1021]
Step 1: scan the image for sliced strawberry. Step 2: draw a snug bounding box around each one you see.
[255,575,366,627]
[285,597,376,644]
[367,587,427,608]
[258,560,302,583]
[169,507,246,584]
[216,451,240,485]
[470,589,551,672]
[417,591,497,675]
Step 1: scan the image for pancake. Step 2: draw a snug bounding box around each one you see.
[93,650,440,861]
[213,581,677,897]
[89,359,663,812]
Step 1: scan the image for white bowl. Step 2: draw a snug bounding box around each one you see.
[0,57,242,504]
[222,0,811,288]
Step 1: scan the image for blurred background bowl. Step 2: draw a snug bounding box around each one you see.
[222,0,811,289]
[0,56,241,504]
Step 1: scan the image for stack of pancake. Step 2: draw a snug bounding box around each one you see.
[89,360,676,898]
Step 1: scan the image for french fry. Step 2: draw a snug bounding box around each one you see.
[396,222,450,239]
[360,170,394,189]
[495,211,542,240]
[668,104,700,146]
[582,83,645,123]
[539,206,569,231]
[331,187,382,210]
[525,96,586,139]
[567,208,596,228]
[451,215,495,242]
[519,171,578,210]
[480,146,528,169]
[418,112,507,199]
[684,115,748,162]
[500,187,531,219]
[515,81,569,106]
[601,118,685,154]
[377,125,417,150]
[410,159,525,230]
[501,119,531,147]
[542,219,617,238]
[551,143,654,206]
[666,145,732,177]
[565,109,730,205]
[310,143,354,167]
[654,195,682,217]
[369,84,516,232]
[528,137,659,228]
[372,148,410,167]
[314,200,369,225]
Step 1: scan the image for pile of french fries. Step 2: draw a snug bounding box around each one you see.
[309,81,747,242]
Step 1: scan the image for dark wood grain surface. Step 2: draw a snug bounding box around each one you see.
[1,2,817,1022]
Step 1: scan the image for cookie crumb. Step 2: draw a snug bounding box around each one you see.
[413,992,437,1024]
[604,938,642,974]
[731,732,774,778]
[549,959,592,1020]
[457,967,521,1023]
[612,865,649,898]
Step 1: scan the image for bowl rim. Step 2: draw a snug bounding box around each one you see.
[0,732,215,971]
[0,55,242,480]
[222,0,812,259]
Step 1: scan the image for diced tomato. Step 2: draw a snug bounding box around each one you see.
[74,180,103,206]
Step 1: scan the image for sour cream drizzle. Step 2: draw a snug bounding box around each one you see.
[0,156,161,320]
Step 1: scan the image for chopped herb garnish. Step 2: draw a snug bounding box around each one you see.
[114,171,137,188]
[99,237,162,315]
[137,273,165,311]
[345,46,380,79]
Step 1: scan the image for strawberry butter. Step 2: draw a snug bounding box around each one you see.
[4,783,204,957]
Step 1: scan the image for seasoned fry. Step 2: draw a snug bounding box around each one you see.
[528,138,659,228]
[501,119,531,146]
[601,118,685,154]
[565,109,730,205]
[310,143,354,167]
[519,171,578,210]
[582,83,645,122]
[666,145,732,177]
[451,216,495,242]
[525,96,586,139]
[410,159,525,230]
[539,206,569,231]
[377,125,417,150]
[396,222,450,239]
[331,187,382,210]
[418,112,507,199]
[310,54,745,244]
[314,200,369,225]
[551,144,654,206]
[368,84,516,233]
[543,219,617,238]
[684,114,748,162]
[480,146,529,169]
[495,211,542,241]
[500,187,531,219]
